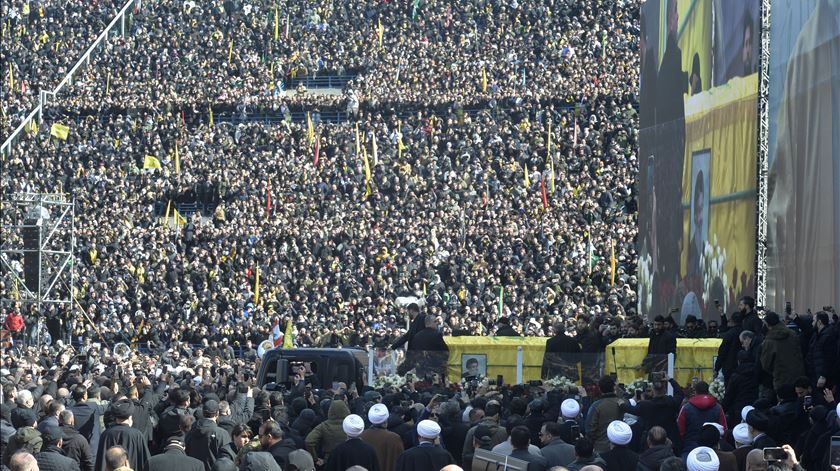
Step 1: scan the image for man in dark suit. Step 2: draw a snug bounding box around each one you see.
[542,322,582,379]
[148,438,204,471]
[68,386,103,454]
[59,410,94,471]
[494,317,520,336]
[715,313,744,385]
[95,400,151,471]
[405,315,449,379]
[390,303,425,351]
[646,316,677,373]
[35,426,81,471]
[509,426,548,471]
[395,420,454,471]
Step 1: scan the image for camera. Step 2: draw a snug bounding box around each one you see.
[763,448,788,462]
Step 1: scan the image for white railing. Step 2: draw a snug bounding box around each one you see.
[0,0,138,157]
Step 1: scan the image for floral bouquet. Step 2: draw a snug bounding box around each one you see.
[637,251,654,315]
[544,376,580,394]
[709,378,725,400]
[625,379,650,398]
[700,236,729,309]
[373,374,406,390]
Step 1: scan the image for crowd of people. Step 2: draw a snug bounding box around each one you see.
[2,0,839,470]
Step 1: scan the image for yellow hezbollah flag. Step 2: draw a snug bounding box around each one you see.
[282,319,294,348]
[306,112,314,145]
[610,240,616,286]
[208,105,214,127]
[362,143,371,184]
[174,141,180,174]
[28,119,38,135]
[524,163,530,188]
[377,18,384,47]
[481,68,488,93]
[254,266,261,305]
[143,155,162,169]
[274,6,279,41]
[173,209,187,225]
[50,123,69,140]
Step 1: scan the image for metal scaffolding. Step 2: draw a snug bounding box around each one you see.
[0,193,75,345]
[755,0,771,307]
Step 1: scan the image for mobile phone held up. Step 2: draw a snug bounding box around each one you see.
[763,447,787,462]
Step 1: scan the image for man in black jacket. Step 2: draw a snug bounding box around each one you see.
[404,315,449,379]
[714,312,743,384]
[185,400,231,471]
[619,375,684,452]
[59,410,94,471]
[155,388,192,450]
[95,400,151,471]
[148,438,204,471]
[258,421,297,468]
[542,322,582,379]
[68,385,103,454]
[645,316,676,373]
[720,351,759,429]
[35,426,81,471]
[494,317,520,336]
[799,311,838,388]
[739,296,764,337]
[390,303,425,351]
[636,427,675,471]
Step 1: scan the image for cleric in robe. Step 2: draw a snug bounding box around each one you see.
[767,0,840,309]
[95,399,151,471]
[394,420,454,471]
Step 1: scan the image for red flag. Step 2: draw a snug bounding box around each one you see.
[541,175,548,211]
[313,135,320,167]
[266,179,272,218]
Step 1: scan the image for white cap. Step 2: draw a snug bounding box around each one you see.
[732,423,752,445]
[368,404,389,425]
[740,405,754,422]
[607,420,632,445]
[687,446,720,471]
[342,414,365,438]
[561,399,580,418]
[417,419,441,439]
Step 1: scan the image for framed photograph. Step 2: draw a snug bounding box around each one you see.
[461,354,487,380]
[688,150,711,277]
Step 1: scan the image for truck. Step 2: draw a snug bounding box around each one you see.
[257,347,370,389]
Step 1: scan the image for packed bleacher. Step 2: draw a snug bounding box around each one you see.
[2,0,840,470]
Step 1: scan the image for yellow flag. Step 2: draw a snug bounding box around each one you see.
[362,143,371,184]
[50,123,69,140]
[274,6,279,41]
[254,266,261,305]
[481,68,488,93]
[174,209,187,225]
[174,141,180,174]
[228,39,233,65]
[306,112,314,145]
[208,105,214,128]
[282,319,294,348]
[164,200,171,226]
[377,18,384,47]
[610,240,617,286]
[143,155,162,169]
[524,163,530,188]
[547,120,552,154]
[549,157,556,194]
[397,122,406,160]
[28,119,38,135]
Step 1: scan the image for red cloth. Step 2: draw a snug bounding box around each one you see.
[4,312,24,332]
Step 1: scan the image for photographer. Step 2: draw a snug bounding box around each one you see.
[619,373,684,453]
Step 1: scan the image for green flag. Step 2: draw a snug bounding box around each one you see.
[412,0,421,21]
[498,286,504,316]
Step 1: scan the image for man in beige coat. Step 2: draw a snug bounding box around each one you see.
[360,404,404,471]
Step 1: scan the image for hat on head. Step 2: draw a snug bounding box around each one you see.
[687,446,720,471]
[746,410,770,431]
[474,424,493,443]
[417,419,441,439]
[11,407,37,428]
[733,423,752,445]
[607,420,632,445]
[368,404,389,425]
[342,414,365,437]
[203,400,220,415]
[287,450,315,471]
[41,425,65,443]
[740,405,754,422]
[111,400,135,420]
[561,399,580,419]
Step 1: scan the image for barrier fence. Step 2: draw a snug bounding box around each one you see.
[0,0,139,157]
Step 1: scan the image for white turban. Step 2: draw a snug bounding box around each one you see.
[741,405,754,422]
[687,446,720,471]
[607,420,632,445]
[417,420,441,439]
[733,423,752,445]
[702,422,724,437]
[561,399,580,419]
[368,404,389,425]
[342,414,365,438]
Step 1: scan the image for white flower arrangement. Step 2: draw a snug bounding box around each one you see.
[373,374,406,389]
[544,376,579,394]
[460,376,488,390]
[637,251,653,315]
[700,235,729,308]
[625,379,649,397]
[709,378,725,400]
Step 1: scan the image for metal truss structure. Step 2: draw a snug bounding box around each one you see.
[0,193,75,344]
[755,0,771,307]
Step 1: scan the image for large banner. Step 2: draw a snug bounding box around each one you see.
[638,0,758,321]
[766,0,840,312]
